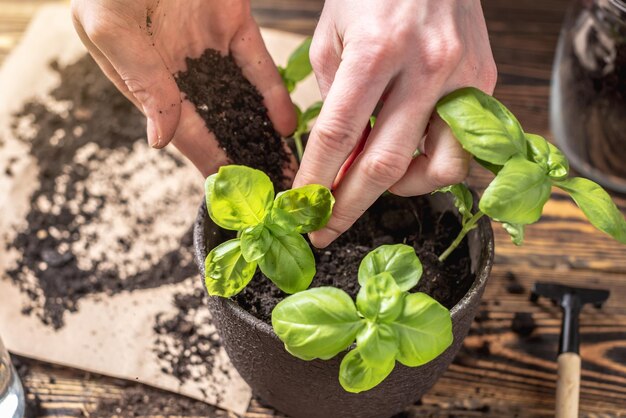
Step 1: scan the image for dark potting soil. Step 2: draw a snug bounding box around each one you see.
[235,194,474,324]
[176,48,290,190]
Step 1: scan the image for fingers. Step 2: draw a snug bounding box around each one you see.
[309,11,342,99]
[389,116,470,197]
[231,18,297,137]
[308,77,435,248]
[293,50,390,190]
[171,101,230,177]
[72,6,181,149]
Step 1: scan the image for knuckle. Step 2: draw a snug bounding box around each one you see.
[387,183,413,198]
[361,152,410,185]
[352,40,392,75]
[328,207,356,231]
[481,59,498,92]
[421,36,463,74]
[309,37,326,74]
[429,158,469,188]
[313,121,360,155]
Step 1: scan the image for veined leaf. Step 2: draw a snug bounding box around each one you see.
[205,239,257,297]
[437,87,527,165]
[556,177,626,244]
[392,292,453,367]
[208,165,274,230]
[271,184,335,234]
[272,287,364,361]
[479,157,551,225]
[358,244,422,291]
[259,230,315,293]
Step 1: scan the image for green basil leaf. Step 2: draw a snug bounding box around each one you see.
[205,174,217,214]
[301,101,323,125]
[436,87,526,165]
[556,177,626,244]
[525,133,550,171]
[358,244,422,291]
[272,287,365,361]
[205,239,257,297]
[356,272,404,323]
[356,322,398,365]
[258,231,316,293]
[240,224,273,262]
[208,165,274,230]
[479,157,552,224]
[283,37,313,86]
[502,222,525,246]
[271,184,335,233]
[475,157,503,175]
[294,103,303,126]
[547,142,569,180]
[339,348,395,394]
[392,292,453,367]
[436,184,474,224]
[278,67,296,93]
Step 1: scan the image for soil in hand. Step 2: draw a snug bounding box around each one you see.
[176,48,291,190]
[235,194,474,323]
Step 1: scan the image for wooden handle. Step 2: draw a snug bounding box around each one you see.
[556,352,581,418]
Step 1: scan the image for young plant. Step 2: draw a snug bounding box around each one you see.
[435,87,626,261]
[271,244,452,393]
[278,37,323,161]
[204,165,334,297]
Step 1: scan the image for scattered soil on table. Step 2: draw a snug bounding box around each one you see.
[153,286,227,402]
[511,312,536,336]
[13,354,228,418]
[176,48,290,189]
[235,194,474,323]
[89,386,226,418]
[505,271,526,295]
[5,55,198,329]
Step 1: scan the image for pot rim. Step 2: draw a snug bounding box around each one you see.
[193,197,495,341]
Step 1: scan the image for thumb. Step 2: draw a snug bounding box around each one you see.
[86,25,181,149]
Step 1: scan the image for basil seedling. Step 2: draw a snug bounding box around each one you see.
[435,87,626,261]
[272,244,452,393]
[278,37,323,161]
[204,165,334,297]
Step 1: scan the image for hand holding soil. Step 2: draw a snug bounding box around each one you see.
[70,0,296,176]
[294,0,498,248]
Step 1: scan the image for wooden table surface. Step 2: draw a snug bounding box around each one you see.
[2,0,626,417]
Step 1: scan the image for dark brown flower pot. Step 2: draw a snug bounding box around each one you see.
[193,192,494,418]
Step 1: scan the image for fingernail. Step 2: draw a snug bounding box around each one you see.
[147,118,161,148]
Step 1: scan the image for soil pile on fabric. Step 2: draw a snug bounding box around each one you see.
[176,49,290,189]
[235,194,475,323]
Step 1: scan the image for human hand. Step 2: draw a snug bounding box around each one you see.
[71,0,296,176]
[293,0,497,248]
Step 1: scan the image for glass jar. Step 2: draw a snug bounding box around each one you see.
[551,0,626,193]
[0,337,25,418]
